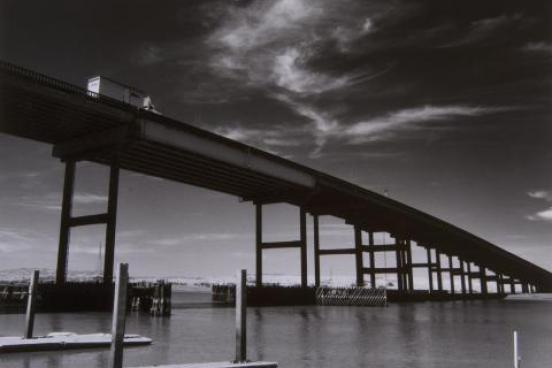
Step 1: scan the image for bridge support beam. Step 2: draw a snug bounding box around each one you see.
[354,226,364,287]
[426,248,434,293]
[448,255,455,295]
[436,250,443,292]
[480,266,488,295]
[459,258,467,295]
[406,240,414,292]
[56,161,75,284]
[368,232,376,288]
[467,262,473,294]
[255,203,307,288]
[313,215,320,288]
[55,159,119,284]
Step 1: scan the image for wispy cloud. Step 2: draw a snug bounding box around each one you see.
[343,105,513,143]
[527,208,552,222]
[440,13,525,48]
[527,190,551,201]
[522,41,552,54]
[526,190,552,222]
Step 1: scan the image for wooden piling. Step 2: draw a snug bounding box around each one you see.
[24,270,39,339]
[109,263,128,368]
[459,258,466,295]
[235,269,247,363]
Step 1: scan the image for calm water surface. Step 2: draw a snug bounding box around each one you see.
[1,292,551,368]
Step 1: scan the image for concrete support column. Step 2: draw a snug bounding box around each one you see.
[480,266,488,295]
[406,240,414,292]
[255,203,262,287]
[56,161,76,284]
[313,215,320,288]
[459,258,466,295]
[426,247,434,293]
[300,207,307,288]
[467,262,473,294]
[368,232,376,288]
[395,238,403,291]
[436,249,443,291]
[103,163,120,284]
[354,226,364,287]
[448,255,455,295]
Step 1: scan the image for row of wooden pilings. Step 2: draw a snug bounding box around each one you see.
[22,265,252,367]
[253,203,539,296]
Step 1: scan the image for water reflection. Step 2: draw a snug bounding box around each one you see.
[0,298,551,368]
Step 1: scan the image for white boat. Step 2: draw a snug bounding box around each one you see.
[0,332,152,353]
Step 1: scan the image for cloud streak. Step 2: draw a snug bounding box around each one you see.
[343,105,514,144]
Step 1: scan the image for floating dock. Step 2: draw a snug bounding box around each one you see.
[132,362,277,368]
[0,332,152,353]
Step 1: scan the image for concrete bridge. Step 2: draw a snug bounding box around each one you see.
[1,60,551,297]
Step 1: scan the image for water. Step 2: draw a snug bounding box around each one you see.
[1,292,551,368]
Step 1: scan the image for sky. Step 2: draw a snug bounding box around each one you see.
[0,0,551,285]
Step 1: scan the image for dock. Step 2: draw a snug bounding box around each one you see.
[0,332,151,353]
[132,362,277,368]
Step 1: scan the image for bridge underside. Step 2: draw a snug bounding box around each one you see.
[1,60,551,295]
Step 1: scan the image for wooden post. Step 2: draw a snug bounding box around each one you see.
[354,226,364,287]
[300,207,307,288]
[313,215,320,288]
[56,161,75,284]
[24,270,39,339]
[426,248,434,293]
[480,266,488,295]
[522,283,529,293]
[103,163,120,284]
[235,269,247,363]
[436,250,443,291]
[255,203,262,287]
[448,255,455,295]
[406,240,414,292]
[467,262,473,294]
[109,263,128,368]
[368,232,376,288]
[513,330,520,368]
[510,279,516,294]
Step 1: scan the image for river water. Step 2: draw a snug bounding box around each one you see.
[1,291,551,368]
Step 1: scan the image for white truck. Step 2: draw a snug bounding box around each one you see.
[87,76,160,114]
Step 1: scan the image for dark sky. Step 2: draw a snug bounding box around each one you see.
[0,0,551,284]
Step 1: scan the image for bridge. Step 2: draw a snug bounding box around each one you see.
[1,60,551,297]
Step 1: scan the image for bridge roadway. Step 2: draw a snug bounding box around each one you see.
[1,60,551,295]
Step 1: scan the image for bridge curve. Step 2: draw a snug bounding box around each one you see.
[1,60,551,294]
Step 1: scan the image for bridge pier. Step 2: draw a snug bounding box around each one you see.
[255,203,307,288]
[480,266,488,294]
[426,248,434,293]
[435,250,443,292]
[55,159,120,284]
[354,226,364,287]
[448,256,455,295]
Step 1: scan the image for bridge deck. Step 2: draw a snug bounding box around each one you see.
[1,60,551,291]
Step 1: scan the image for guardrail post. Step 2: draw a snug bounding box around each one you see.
[24,270,39,339]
